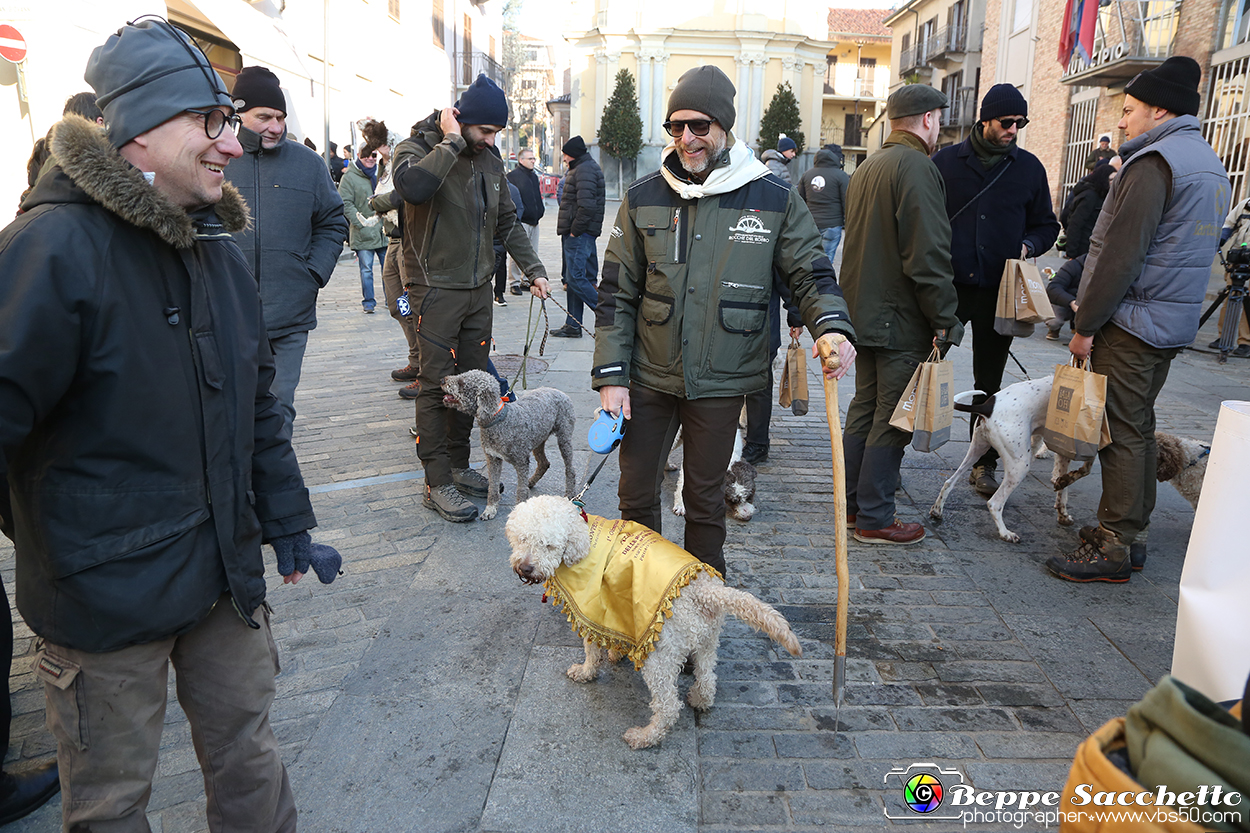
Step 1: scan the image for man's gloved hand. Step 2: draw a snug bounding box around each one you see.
[271,531,343,584]
[933,322,965,357]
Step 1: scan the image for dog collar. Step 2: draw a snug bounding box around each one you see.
[481,399,509,428]
[1184,445,1211,470]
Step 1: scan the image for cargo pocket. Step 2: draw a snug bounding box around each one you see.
[717,299,769,335]
[638,291,678,369]
[34,647,87,751]
[261,601,281,676]
[636,207,675,266]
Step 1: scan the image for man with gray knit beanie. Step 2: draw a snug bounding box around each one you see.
[0,17,341,830]
[1047,56,1230,582]
[593,65,857,575]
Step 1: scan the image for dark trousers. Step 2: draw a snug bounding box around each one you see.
[561,234,598,328]
[844,345,926,528]
[617,386,743,575]
[956,283,1014,468]
[1,576,10,766]
[411,283,492,486]
[745,291,783,447]
[1092,323,1180,544]
[492,242,508,300]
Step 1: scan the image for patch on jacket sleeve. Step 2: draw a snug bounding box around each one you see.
[596,261,621,328]
[593,363,626,378]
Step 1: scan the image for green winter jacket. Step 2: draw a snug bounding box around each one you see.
[391,110,545,289]
[593,138,855,400]
[841,130,963,352]
[339,162,386,252]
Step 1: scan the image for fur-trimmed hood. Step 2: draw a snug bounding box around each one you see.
[44,114,248,249]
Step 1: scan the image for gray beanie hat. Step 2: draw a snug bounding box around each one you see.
[86,18,233,148]
[666,65,736,131]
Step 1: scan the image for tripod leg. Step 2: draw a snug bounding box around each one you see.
[1198,286,1229,329]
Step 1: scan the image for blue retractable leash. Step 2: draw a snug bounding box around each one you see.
[572,408,627,508]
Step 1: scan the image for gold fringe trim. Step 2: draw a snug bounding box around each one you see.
[545,563,723,670]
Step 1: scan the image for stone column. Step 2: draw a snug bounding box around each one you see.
[651,52,670,145]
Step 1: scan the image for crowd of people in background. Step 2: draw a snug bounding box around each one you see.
[1,11,1244,827]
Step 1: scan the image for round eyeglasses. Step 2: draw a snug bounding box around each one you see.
[186,107,242,139]
[662,118,716,138]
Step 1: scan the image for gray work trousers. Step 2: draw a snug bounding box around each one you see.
[268,330,309,443]
[36,595,294,833]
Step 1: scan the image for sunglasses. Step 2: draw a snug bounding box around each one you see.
[185,107,241,139]
[363,153,378,159]
[996,117,1030,130]
[662,118,716,137]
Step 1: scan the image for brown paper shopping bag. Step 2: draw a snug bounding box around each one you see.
[1042,359,1109,461]
[994,260,1039,337]
[778,337,809,416]
[1015,260,1050,324]
[888,357,926,434]
[911,352,954,452]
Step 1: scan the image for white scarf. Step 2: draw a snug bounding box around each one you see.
[659,135,770,200]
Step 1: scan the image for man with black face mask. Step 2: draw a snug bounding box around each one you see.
[392,74,551,522]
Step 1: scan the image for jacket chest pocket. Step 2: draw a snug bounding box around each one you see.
[636,206,676,266]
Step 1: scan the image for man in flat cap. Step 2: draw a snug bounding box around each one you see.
[1048,56,1229,582]
[392,73,551,522]
[840,84,964,545]
[593,64,857,576]
[0,18,342,829]
[225,65,348,442]
[932,83,1059,498]
[1085,135,1115,171]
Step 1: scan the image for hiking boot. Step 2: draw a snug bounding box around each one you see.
[741,442,769,465]
[398,379,421,400]
[550,325,582,338]
[452,466,489,498]
[423,483,479,522]
[853,521,926,545]
[1080,524,1147,571]
[391,364,419,382]
[1045,327,1061,341]
[1046,527,1131,582]
[969,465,999,498]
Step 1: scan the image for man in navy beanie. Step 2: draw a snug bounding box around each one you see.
[392,74,552,521]
[1048,56,1229,582]
[932,83,1059,497]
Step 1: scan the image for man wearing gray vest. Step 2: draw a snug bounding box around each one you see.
[1047,57,1229,583]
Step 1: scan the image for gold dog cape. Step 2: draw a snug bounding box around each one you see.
[545,515,722,670]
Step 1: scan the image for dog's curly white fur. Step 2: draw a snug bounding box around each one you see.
[1152,431,1208,509]
[506,495,800,749]
[441,370,576,520]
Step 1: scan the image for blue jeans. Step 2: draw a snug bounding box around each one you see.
[355,247,386,311]
[821,226,843,264]
[561,233,598,329]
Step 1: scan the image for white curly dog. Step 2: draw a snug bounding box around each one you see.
[505,495,801,749]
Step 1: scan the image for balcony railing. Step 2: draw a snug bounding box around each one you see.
[454,51,505,88]
[940,91,977,127]
[1061,0,1178,85]
[929,23,968,60]
[823,76,887,98]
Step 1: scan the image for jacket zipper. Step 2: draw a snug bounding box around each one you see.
[471,158,481,278]
[252,153,261,280]
[721,281,765,290]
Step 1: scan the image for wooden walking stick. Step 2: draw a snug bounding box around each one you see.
[816,338,850,733]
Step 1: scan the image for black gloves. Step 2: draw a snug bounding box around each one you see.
[271,531,342,584]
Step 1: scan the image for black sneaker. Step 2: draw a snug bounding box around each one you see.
[424,483,479,522]
[1234,345,1250,358]
[391,364,419,382]
[550,326,582,338]
[452,466,489,498]
[509,284,523,296]
[741,442,769,465]
[1047,528,1131,582]
[398,379,421,400]
[494,296,508,307]
[969,465,998,498]
[1208,339,1222,349]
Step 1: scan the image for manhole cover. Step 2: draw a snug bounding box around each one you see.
[492,354,549,377]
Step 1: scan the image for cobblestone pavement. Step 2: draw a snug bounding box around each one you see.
[4,200,1247,832]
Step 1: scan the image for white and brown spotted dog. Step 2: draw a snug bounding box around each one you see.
[667,416,758,522]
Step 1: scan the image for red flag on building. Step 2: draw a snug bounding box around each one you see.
[1076,0,1099,63]
[1058,0,1100,67]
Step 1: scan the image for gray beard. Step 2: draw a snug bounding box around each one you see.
[679,136,727,176]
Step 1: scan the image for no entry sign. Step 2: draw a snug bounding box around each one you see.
[0,25,27,64]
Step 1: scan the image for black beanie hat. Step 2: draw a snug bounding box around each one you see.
[232,66,286,115]
[562,135,587,158]
[979,83,1028,122]
[1125,56,1202,117]
[666,65,736,131]
[85,18,233,148]
[455,74,508,127]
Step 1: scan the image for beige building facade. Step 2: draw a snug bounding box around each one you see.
[1,0,503,209]
[884,0,985,150]
[562,0,834,191]
[821,8,892,172]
